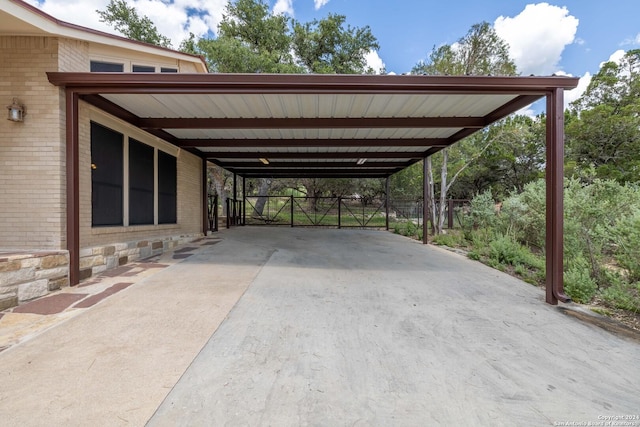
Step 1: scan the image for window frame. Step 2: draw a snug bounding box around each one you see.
[89,110,179,229]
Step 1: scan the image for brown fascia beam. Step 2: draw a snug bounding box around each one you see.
[219,161,409,169]
[204,151,428,160]
[47,72,580,94]
[177,138,447,148]
[139,117,485,130]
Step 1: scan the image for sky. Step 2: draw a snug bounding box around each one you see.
[27,0,640,108]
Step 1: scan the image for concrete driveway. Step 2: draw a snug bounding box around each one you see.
[1,227,638,426]
[149,227,639,426]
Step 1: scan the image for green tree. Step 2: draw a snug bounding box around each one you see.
[412,22,516,76]
[292,14,380,74]
[195,0,300,73]
[412,22,518,233]
[97,0,172,48]
[566,49,640,183]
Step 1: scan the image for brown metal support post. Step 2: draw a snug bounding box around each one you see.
[385,176,390,231]
[290,195,294,227]
[338,196,341,229]
[226,198,230,229]
[448,199,454,229]
[213,195,218,232]
[66,90,80,285]
[202,158,208,235]
[232,173,237,225]
[545,88,571,305]
[242,176,246,226]
[422,158,428,244]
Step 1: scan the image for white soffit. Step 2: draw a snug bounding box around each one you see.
[101,93,520,119]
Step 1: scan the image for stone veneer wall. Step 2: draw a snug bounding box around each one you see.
[0,251,69,311]
[0,232,202,311]
[78,233,202,280]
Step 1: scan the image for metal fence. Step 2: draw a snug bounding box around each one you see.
[212,196,470,230]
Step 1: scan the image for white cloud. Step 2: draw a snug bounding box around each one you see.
[273,0,294,16]
[494,3,579,76]
[314,0,330,10]
[621,33,640,46]
[604,49,626,66]
[28,0,227,47]
[563,71,591,108]
[365,50,385,74]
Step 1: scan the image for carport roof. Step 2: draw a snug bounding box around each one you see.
[47,72,579,178]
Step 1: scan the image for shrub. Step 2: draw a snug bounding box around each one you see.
[610,209,640,282]
[564,256,598,303]
[431,230,466,247]
[489,234,523,265]
[601,275,640,313]
[487,233,543,269]
[463,190,496,231]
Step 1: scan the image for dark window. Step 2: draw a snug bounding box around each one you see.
[90,61,124,72]
[91,122,123,226]
[128,139,155,225]
[132,65,155,72]
[158,151,177,224]
[160,67,178,73]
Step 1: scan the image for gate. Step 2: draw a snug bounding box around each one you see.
[242,196,387,228]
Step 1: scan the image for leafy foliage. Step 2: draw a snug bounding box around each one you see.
[97,0,172,47]
[453,178,640,312]
[566,49,640,183]
[609,208,640,282]
[292,14,380,74]
[412,22,517,76]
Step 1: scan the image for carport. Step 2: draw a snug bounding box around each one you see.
[47,72,579,304]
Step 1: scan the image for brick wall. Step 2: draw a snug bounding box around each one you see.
[0,36,65,250]
[0,35,205,302]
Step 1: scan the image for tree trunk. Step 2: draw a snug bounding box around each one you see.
[210,166,227,220]
[437,148,449,234]
[253,178,271,216]
[425,157,437,234]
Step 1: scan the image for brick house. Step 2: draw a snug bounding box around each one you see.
[0,0,209,309]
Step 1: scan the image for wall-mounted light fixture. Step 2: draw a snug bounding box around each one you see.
[259,158,270,165]
[356,158,367,165]
[7,98,25,122]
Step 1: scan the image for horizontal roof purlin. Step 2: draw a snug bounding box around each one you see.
[47,72,579,179]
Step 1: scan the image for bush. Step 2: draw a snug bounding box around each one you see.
[463,190,496,232]
[564,256,598,303]
[508,180,546,249]
[610,209,640,282]
[431,230,466,247]
[489,234,524,265]
[601,275,640,313]
[487,233,543,269]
